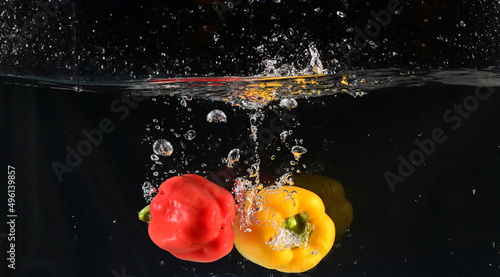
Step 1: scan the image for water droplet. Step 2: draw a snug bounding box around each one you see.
[459,21,466,27]
[153,139,173,156]
[311,249,319,255]
[226,148,241,167]
[291,145,307,160]
[184,130,196,140]
[207,109,227,123]
[279,98,298,109]
[337,11,346,18]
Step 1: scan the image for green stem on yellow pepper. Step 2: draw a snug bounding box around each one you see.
[139,205,151,223]
[285,212,309,235]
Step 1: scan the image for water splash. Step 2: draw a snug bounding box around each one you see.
[308,43,324,75]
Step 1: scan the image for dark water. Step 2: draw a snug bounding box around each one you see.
[1,71,500,277]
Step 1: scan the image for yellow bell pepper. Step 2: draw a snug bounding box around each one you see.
[293,175,353,240]
[234,185,335,273]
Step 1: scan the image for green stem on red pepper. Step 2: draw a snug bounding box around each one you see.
[139,205,151,223]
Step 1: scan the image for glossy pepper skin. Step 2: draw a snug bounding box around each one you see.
[234,185,335,273]
[147,174,236,262]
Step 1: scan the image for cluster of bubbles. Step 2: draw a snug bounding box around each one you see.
[142,181,158,203]
[142,104,230,201]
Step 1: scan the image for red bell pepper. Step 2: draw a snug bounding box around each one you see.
[139,174,236,262]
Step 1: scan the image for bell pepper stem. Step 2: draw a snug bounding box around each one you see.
[284,212,309,235]
[139,205,151,223]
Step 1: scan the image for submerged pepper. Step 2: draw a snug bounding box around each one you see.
[139,174,236,263]
[234,185,335,273]
[293,175,353,240]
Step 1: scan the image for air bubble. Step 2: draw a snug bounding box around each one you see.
[184,130,196,140]
[280,130,289,142]
[207,109,227,123]
[153,139,173,156]
[150,154,159,161]
[226,148,241,168]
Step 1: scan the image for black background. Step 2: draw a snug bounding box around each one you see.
[2,0,500,276]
